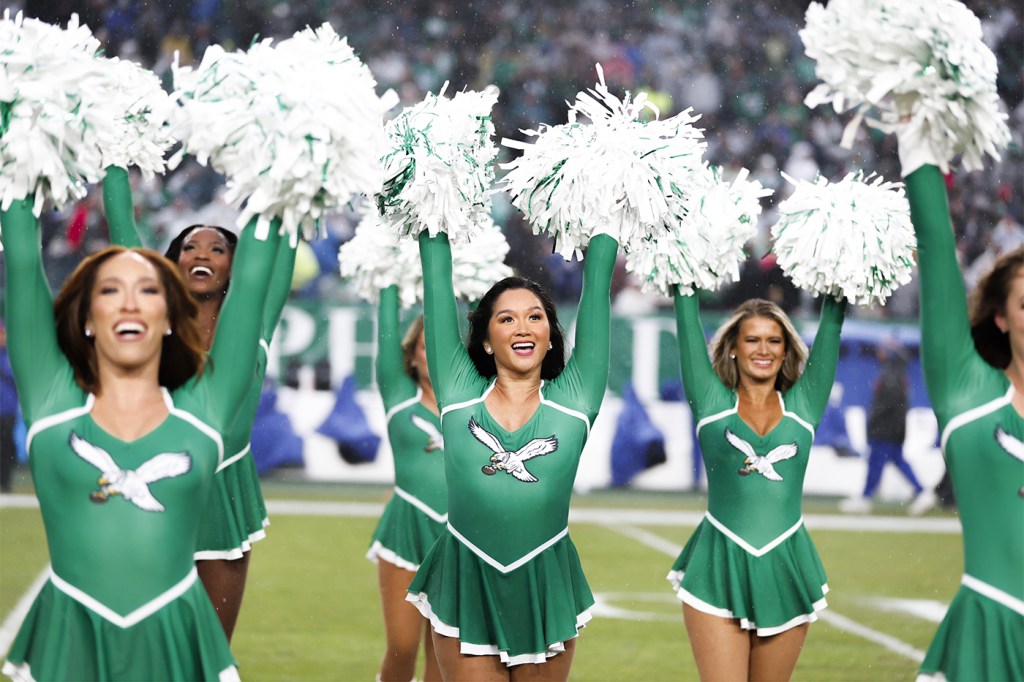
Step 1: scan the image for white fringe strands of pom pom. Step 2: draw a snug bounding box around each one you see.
[376,84,500,244]
[501,63,706,260]
[170,23,391,242]
[771,172,915,306]
[0,11,112,217]
[801,0,1010,172]
[339,207,512,307]
[626,166,771,297]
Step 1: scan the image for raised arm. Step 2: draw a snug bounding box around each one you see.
[375,285,412,409]
[204,219,282,426]
[419,232,478,406]
[672,292,722,415]
[791,296,847,424]
[561,233,618,413]
[905,165,982,412]
[102,166,143,248]
[0,199,68,422]
[260,237,296,345]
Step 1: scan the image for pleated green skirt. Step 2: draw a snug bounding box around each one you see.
[367,492,445,571]
[194,449,268,560]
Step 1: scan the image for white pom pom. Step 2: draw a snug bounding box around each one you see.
[340,207,512,307]
[626,165,771,297]
[771,172,914,306]
[93,57,175,178]
[170,23,390,241]
[501,64,706,259]
[377,84,500,243]
[0,11,111,215]
[801,0,1010,172]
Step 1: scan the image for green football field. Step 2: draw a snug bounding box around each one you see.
[1,481,961,681]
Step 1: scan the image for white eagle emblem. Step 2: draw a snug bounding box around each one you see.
[69,432,192,512]
[468,417,558,483]
[410,413,444,452]
[725,428,797,482]
[993,426,1024,497]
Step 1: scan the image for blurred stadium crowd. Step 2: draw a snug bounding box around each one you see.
[13,0,1024,317]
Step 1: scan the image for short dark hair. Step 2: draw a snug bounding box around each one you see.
[466,277,566,380]
[970,246,1024,369]
[53,246,206,393]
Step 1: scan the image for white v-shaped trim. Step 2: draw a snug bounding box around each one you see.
[447,523,568,574]
[705,512,804,557]
[50,566,198,628]
[941,386,1013,452]
[161,388,224,467]
[440,381,589,433]
[386,388,423,423]
[394,486,447,523]
[962,574,1024,615]
[696,393,814,438]
[26,395,95,453]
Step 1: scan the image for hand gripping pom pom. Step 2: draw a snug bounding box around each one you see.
[0,11,112,217]
[626,165,772,297]
[800,0,1010,172]
[501,64,706,259]
[376,84,500,244]
[169,23,391,242]
[339,207,512,307]
[771,172,915,306]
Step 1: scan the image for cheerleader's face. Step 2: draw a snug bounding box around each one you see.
[995,271,1024,357]
[87,252,170,373]
[484,288,551,377]
[732,316,785,386]
[177,228,232,298]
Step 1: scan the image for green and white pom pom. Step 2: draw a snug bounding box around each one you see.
[340,209,512,307]
[626,166,771,297]
[377,84,499,244]
[771,172,914,306]
[93,57,175,178]
[0,11,112,216]
[801,0,1010,172]
[170,23,391,241]
[501,64,705,259]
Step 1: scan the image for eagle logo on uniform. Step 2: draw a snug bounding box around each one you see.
[468,417,558,483]
[993,426,1024,498]
[725,428,797,482]
[410,413,444,452]
[69,432,192,512]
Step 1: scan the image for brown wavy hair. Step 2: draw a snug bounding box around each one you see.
[970,246,1024,369]
[709,298,808,392]
[53,246,206,393]
[401,315,426,384]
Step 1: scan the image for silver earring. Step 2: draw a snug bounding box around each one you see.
[548,342,553,350]
[484,346,493,355]
[165,328,173,336]
[85,328,93,337]
[730,354,736,359]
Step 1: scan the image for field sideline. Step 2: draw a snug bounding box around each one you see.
[1,482,962,681]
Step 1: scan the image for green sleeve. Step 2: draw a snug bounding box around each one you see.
[0,199,68,422]
[790,296,846,424]
[376,285,413,410]
[560,234,618,412]
[672,292,723,417]
[906,165,983,414]
[102,166,144,248]
[205,219,282,426]
[419,232,479,407]
[260,237,296,344]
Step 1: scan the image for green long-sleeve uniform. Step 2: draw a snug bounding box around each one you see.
[367,286,447,570]
[104,166,295,559]
[669,293,845,635]
[908,166,1024,682]
[1,197,280,681]
[406,233,617,666]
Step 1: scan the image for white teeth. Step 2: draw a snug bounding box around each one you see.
[115,322,144,334]
[190,266,213,276]
[512,342,534,350]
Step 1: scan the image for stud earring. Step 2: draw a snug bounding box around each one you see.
[730,353,736,359]
[484,346,493,355]
[165,328,173,336]
[548,342,553,350]
[85,328,93,338]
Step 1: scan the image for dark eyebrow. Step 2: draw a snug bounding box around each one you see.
[495,306,544,316]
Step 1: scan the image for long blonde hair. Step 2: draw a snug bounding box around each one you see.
[709,299,808,392]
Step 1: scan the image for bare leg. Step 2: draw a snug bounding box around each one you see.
[431,631,509,682]
[509,639,576,682]
[748,623,809,682]
[683,604,751,681]
[378,561,426,682]
[196,553,251,642]
[422,622,442,682]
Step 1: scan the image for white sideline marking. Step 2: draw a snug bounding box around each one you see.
[868,597,948,624]
[604,523,928,663]
[591,591,681,623]
[0,567,48,657]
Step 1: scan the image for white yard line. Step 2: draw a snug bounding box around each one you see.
[604,522,929,663]
[0,567,48,657]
